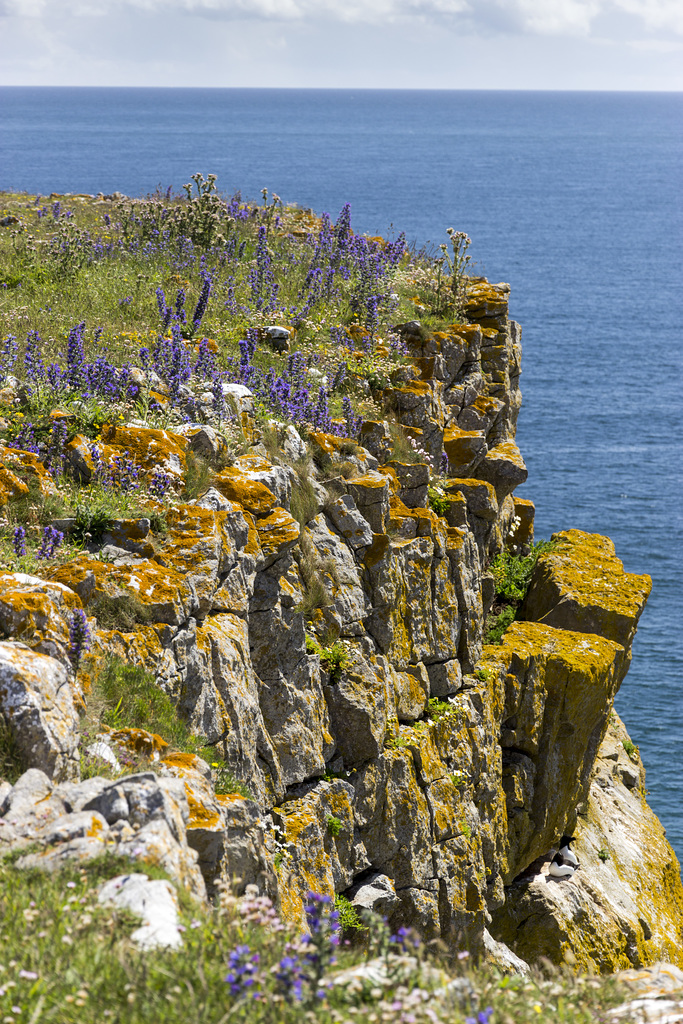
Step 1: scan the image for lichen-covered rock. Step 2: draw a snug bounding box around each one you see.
[47,555,195,626]
[474,441,528,502]
[481,620,626,876]
[363,536,435,668]
[323,652,391,766]
[522,529,652,653]
[0,642,79,781]
[493,713,682,973]
[272,778,360,925]
[250,560,333,786]
[0,572,84,671]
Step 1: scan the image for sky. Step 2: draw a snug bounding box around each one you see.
[0,0,682,90]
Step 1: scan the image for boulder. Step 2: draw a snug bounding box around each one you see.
[0,642,79,781]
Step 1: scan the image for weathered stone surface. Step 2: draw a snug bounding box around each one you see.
[325,494,373,549]
[494,714,683,972]
[250,562,333,786]
[0,642,79,781]
[427,659,462,697]
[323,652,390,766]
[98,873,183,949]
[347,472,391,534]
[346,871,401,916]
[481,620,626,876]
[352,749,433,889]
[474,441,528,501]
[442,426,487,478]
[0,572,83,671]
[307,514,367,635]
[522,529,652,652]
[363,536,434,668]
[445,478,498,522]
[385,460,430,509]
[273,779,360,925]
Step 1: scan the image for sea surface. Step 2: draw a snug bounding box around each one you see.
[1,87,681,858]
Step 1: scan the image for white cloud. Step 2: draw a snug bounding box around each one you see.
[2,0,682,36]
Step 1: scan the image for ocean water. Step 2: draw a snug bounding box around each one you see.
[1,87,681,858]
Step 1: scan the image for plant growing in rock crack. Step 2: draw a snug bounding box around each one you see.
[305,634,350,683]
[326,815,342,837]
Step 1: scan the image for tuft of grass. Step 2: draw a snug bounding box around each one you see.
[182,451,214,500]
[290,459,319,527]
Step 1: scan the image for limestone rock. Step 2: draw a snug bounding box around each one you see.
[482,620,626,875]
[522,529,652,652]
[98,873,184,950]
[0,642,79,781]
[0,572,85,668]
[325,494,373,550]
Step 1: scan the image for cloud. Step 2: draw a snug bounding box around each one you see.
[2,0,682,36]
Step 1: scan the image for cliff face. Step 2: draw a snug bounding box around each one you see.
[1,282,681,970]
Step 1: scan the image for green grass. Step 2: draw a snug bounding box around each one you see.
[0,852,629,1024]
[79,658,251,797]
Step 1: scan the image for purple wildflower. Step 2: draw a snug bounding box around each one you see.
[0,334,18,385]
[24,329,46,383]
[149,468,173,499]
[274,954,305,1003]
[465,1010,493,1024]
[224,945,260,999]
[45,419,67,479]
[192,274,212,333]
[66,322,86,387]
[12,526,26,558]
[36,526,64,560]
[68,609,91,671]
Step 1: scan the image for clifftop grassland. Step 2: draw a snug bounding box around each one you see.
[0,181,681,1024]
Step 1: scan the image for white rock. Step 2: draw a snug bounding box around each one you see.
[98,873,183,950]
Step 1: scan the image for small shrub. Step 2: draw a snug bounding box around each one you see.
[305,634,350,683]
[474,668,490,682]
[209,762,252,799]
[426,697,457,721]
[428,485,451,518]
[489,539,555,604]
[89,593,156,631]
[326,815,342,837]
[334,893,363,931]
[598,848,610,862]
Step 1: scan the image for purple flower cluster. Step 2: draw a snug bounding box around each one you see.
[149,467,173,499]
[466,1009,494,1024]
[224,945,260,999]
[45,419,67,479]
[7,421,40,455]
[12,526,26,557]
[68,609,91,671]
[91,446,140,492]
[36,525,64,559]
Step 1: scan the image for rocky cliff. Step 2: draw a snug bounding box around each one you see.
[1,280,681,971]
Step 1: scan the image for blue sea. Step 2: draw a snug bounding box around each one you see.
[1,87,681,858]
